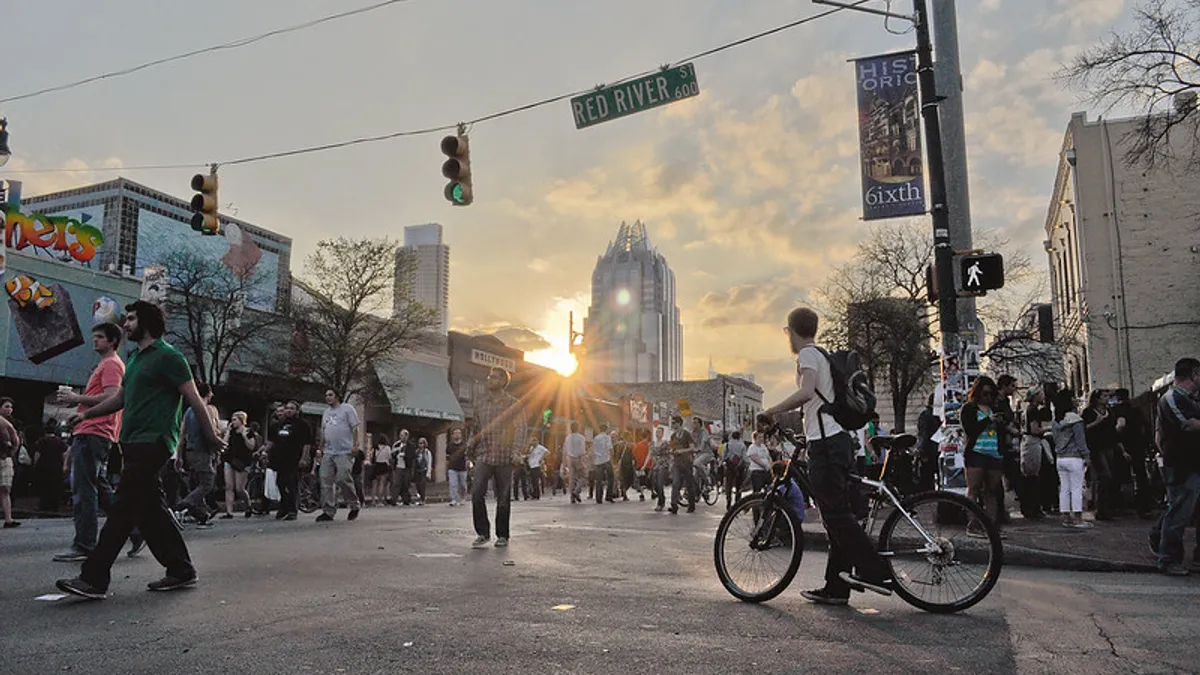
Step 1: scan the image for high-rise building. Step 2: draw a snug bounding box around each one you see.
[394,223,449,334]
[583,220,682,383]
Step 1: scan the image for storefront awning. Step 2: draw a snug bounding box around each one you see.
[374,359,464,422]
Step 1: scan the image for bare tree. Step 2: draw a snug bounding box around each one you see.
[290,237,438,403]
[1059,0,1200,166]
[161,249,279,388]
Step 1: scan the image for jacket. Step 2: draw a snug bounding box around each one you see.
[1052,412,1090,461]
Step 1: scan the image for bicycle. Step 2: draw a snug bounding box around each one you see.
[297,471,321,514]
[694,462,720,506]
[714,427,1003,614]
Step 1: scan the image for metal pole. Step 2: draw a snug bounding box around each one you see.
[930,0,979,345]
[914,0,960,373]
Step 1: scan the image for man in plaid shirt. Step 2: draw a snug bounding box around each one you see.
[468,368,526,549]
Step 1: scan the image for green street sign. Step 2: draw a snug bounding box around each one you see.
[571,63,700,130]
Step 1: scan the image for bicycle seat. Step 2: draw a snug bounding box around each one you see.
[870,434,917,452]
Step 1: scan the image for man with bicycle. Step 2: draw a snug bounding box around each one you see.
[762,307,893,605]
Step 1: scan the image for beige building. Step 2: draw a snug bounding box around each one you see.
[1044,110,1200,394]
[394,223,450,334]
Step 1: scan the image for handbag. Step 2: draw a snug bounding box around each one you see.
[17,445,33,466]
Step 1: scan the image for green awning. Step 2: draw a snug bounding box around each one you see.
[374,359,464,422]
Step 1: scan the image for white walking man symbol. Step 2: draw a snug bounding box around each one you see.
[966,261,983,288]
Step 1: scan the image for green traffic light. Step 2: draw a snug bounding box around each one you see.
[451,183,466,204]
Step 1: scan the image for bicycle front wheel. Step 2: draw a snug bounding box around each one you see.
[877,491,1003,614]
[702,481,720,506]
[714,495,804,603]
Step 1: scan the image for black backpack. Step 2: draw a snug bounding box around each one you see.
[807,346,876,432]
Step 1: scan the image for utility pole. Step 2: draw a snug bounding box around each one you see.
[931,0,980,345]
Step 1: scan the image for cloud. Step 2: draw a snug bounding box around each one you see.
[473,325,553,353]
[527,258,550,273]
[693,280,807,329]
[6,157,127,197]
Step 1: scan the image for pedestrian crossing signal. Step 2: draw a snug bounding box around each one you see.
[959,253,1004,294]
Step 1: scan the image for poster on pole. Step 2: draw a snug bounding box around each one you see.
[853,51,926,220]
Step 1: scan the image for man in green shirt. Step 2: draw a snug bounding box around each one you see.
[56,301,223,600]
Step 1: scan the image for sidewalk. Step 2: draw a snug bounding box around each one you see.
[797,507,1168,573]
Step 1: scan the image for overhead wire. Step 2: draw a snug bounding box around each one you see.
[5,0,870,174]
[0,0,419,105]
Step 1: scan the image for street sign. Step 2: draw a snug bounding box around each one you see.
[959,253,1004,294]
[677,398,692,418]
[571,63,700,130]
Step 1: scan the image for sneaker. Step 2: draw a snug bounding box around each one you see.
[284,513,297,521]
[195,515,214,529]
[245,508,253,518]
[668,507,678,515]
[1149,534,1161,556]
[127,537,147,558]
[56,577,106,600]
[3,521,21,528]
[1160,563,1190,577]
[347,509,360,522]
[449,502,457,507]
[654,505,664,512]
[1072,521,1094,530]
[147,575,198,591]
[495,538,509,548]
[169,510,184,531]
[838,572,894,597]
[801,588,849,606]
[53,550,89,563]
[687,506,696,514]
[275,510,288,520]
[471,536,491,549]
[315,513,334,522]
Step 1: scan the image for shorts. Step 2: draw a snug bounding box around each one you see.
[372,463,392,480]
[0,457,13,488]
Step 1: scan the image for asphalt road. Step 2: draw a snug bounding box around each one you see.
[1,495,1196,675]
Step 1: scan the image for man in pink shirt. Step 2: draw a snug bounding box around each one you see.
[53,324,128,562]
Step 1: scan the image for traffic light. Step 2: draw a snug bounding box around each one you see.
[925,264,938,304]
[542,408,553,429]
[441,129,472,206]
[0,118,11,167]
[190,170,220,235]
[959,253,1004,294]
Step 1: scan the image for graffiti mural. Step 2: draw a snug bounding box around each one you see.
[5,275,84,365]
[1,204,104,266]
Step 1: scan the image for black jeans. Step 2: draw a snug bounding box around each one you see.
[724,462,747,507]
[81,443,195,590]
[1092,447,1117,518]
[275,463,300,515]
[808,432,890,597]
[472,463,513,540]
[593,463,614,503]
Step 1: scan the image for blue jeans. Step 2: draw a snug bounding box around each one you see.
[1157,468,1200,567]
[71,435,113,553]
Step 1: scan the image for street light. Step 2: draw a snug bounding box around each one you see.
[0,118,11,167]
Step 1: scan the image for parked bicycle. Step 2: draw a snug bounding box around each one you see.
[714,426,1003,614]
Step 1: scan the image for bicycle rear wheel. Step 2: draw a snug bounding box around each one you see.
[714,495,804,603]
[702,480,719,506]
[877,491,1002,614]
[297,474,320,514]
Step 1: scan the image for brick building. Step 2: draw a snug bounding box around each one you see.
[1044,109,1200,394]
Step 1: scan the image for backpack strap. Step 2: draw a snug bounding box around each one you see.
[799,344,833,438]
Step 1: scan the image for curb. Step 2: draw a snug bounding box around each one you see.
[799,527,1160,574]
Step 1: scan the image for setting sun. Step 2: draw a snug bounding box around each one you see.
[525,348,578,377]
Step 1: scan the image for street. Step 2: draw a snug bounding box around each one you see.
[1,497,1196,675]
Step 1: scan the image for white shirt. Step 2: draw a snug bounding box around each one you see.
[563,433,587,459]
[797,345,844,440]
[592,432,613,465]
[746,443,772,472]
[528,444,548,468]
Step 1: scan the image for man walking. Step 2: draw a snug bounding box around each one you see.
[763,307,893,605]
[527,434,548,500]
[562,422,588,504]
[592,423,615,504]
[264,401,313,520]
[56,301,222,600]
[315,389,360,522]
[722,430,747,510]
[1153,358,1200,576]
[0,397,20,529]
[390,429,413,506]
[175,381,219,528]
[446,427,469,506]
[53,324,131,561]
[668,416,698,514]
[468,368,525,548]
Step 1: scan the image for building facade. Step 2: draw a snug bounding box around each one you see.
[1044,110,1200,394]
[585,375,763,434]
[583,220,682,383]
[394,223,449,334]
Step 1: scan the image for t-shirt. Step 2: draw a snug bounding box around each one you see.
[797,346,844,440]
[73,352,125,442]
[1158,387,1200,476]
[120,338,194,449]
[725,440,747,462]
[528,444,548,469]
[964,405,1000,458]
[1083,407,1118,453]
[670,429,695,461]
[592,432,613,465]
[321,403,359,455]
[446,441,468,471]
[633,440,650,469]
[746,443,772,472]
[563,433,587,460]
[267,418,314,469]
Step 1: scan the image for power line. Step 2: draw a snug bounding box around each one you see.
[0,0,419,105]
[6,1,867,174]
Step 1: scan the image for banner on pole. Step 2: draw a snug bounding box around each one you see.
[854,51,926,221]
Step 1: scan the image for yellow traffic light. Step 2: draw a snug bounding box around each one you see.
[190,171,220,235]
[441,131,472,206]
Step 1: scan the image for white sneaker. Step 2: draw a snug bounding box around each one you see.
[471,536,491,549]
[495,538,509,548]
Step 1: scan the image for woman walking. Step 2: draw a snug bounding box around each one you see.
[221,412,256,519]
[1052,389,1092,529]
[370,436,393,506]
[961,376,1006,536]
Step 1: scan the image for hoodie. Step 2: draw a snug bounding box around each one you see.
[1051,412,1090,461]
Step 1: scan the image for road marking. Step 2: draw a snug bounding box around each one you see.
[1083,584,1200,595]
[409,553,463,558]
[552,604,576,611]
[35,594,67,601]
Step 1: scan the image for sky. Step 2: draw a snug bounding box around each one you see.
[3,0,1137,405]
